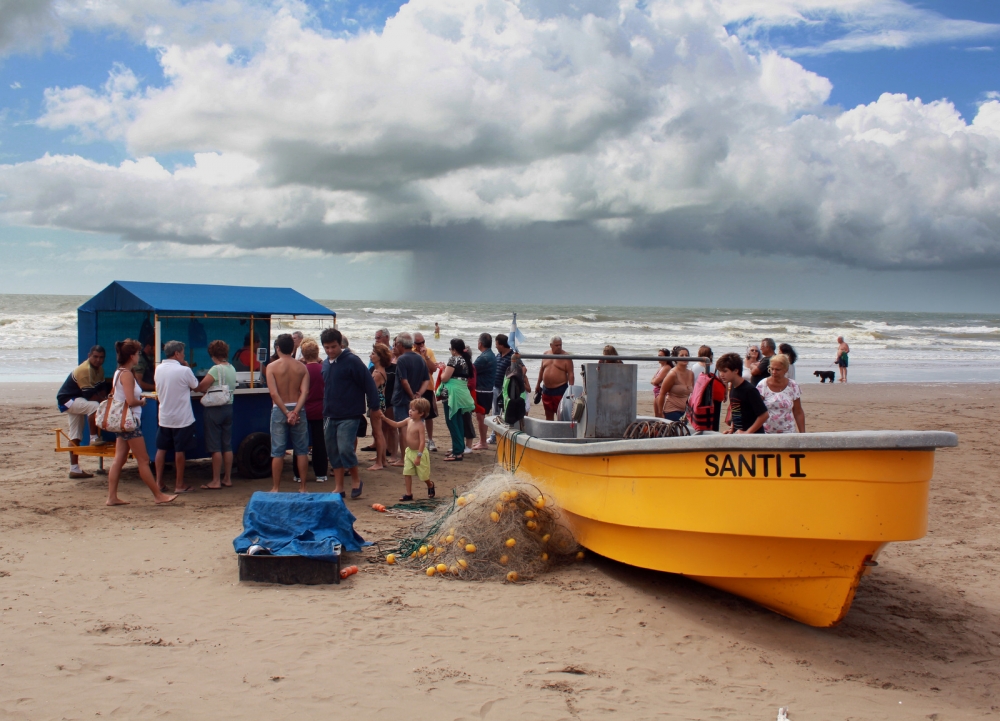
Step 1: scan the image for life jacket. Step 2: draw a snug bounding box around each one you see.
[686,371,726,432]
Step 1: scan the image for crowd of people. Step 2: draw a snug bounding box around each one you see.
[647,336,808,435]
[57,325,849,504]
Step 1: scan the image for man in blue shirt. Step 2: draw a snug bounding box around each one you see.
[472,332,496,450]
[320,328,383,499]
[391,332,431,464]
[487,334,513,445]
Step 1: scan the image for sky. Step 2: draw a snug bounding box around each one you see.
[0,0,999,312]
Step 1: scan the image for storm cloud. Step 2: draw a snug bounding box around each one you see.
[2,0,1000,272]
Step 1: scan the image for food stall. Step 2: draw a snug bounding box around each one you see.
[76,280,336,477]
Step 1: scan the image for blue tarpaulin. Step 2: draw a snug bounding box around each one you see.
[233,492,370,560]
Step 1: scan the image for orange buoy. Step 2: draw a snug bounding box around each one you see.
[340,565,359,579]
[372,503,387,512]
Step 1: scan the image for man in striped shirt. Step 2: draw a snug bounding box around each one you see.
[487,334,513,444]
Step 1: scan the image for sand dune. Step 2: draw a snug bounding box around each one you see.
[0,382,997,719]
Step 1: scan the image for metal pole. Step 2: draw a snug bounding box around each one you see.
[249,316,255,388]
[514,354,710,363]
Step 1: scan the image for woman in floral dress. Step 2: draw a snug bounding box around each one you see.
[756,354,805,433]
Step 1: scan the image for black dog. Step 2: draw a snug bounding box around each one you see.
[814,370,835,383]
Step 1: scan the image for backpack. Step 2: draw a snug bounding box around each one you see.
[502,375,527,425]
[686,371,726,432]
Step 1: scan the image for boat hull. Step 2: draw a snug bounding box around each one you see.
[496,436,934,627]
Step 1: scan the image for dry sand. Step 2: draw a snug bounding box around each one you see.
[1,381,998,720]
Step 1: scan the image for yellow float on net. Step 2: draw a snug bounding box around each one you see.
[467,493,476,502]
[576,551,585,561]
[458,559,469,569]
[490,512,500,523]
[426,567,436,576]
[450,565,460,575]
[499,491,510,502]
[418,545,428,556]
[541,534,551,543]
[526,520,537,530]
[495,502,504,513]
[505,538,516,547]
[540,552,549,561]
[436,563,447,573]
[499,555,509,565]
[534,496,546,509]
[506,571,519,582]
[445,535,454,544]
[386,554,397,565]
[465,544,477,554]
[524,510,536,519]
[456,496,468,507]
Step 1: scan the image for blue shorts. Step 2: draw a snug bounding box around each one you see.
[270,406,310,458]
[324,417,361,470]
[118,427,143,442]
[157,423,196,453]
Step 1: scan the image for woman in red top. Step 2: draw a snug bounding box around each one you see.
[293,339,328,483]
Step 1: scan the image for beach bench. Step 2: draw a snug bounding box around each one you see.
[53,428,131,472]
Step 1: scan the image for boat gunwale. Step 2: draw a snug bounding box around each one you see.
[485,419,958,457]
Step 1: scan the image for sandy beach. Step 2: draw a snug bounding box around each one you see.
[1,381,998,720]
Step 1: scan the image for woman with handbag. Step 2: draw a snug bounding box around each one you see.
[107,340,178,506]
[437,338,477,461]
[195,340,236,489]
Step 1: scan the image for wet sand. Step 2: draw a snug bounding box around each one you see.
[0,381,997,719]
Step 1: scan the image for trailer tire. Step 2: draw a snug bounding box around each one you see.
[237,432,271,479]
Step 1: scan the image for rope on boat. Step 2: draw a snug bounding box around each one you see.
[623,419,692,439]
[495,426,530,474]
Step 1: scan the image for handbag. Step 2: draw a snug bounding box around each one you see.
[200,365,232,407]
[200,383,231,407]
[96,370,137,434]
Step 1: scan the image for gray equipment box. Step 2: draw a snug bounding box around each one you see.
[577,363,637,438]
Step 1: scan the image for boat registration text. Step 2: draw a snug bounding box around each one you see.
[704,453,806,478]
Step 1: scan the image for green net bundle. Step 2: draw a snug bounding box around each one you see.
[390,469,583,582]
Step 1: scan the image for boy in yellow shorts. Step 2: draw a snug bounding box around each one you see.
[382,397,433,500]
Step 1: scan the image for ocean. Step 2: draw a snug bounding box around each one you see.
[2,294,999,385]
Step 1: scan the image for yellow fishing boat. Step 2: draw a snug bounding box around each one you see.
[487,359,957,627]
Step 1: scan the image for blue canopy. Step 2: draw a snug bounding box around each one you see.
[80,280,336,316]
[77,280,335,364]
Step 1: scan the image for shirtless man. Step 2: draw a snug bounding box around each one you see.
[265,333,310,492]
[537,336,574,421]
[836,336,850,383]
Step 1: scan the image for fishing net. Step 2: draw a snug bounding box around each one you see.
[387,468,582,582]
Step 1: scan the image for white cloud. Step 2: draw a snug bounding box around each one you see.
[0,0,301,56]
[1,0,1000,272]
[719,0,1000,55]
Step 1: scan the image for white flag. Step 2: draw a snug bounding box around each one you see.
[510,313,527,352]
